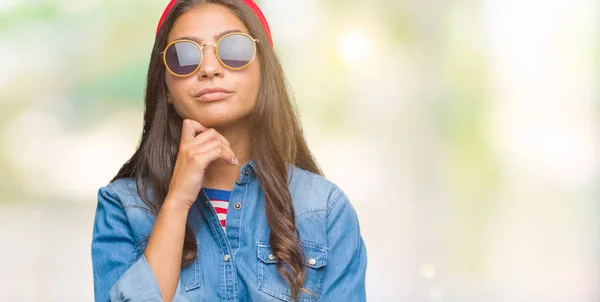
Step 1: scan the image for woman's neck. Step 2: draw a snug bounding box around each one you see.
[202,118,253,191]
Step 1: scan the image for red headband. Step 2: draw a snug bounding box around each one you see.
[156,0,273,47]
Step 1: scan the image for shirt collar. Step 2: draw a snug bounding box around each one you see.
[237,158,256,184]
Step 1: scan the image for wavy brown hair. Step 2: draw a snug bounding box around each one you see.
[110,0,322,300]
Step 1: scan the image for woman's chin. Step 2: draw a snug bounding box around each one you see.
[195,116,237,128]
[185,108,251,128]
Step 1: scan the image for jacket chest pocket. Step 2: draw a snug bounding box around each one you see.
[257,241,328,301]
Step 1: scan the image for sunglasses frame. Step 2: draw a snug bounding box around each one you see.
[161,32,259,77]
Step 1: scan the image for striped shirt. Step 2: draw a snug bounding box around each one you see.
[202,187,232,230]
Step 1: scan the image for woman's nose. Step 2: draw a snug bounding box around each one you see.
[197,43,223,79]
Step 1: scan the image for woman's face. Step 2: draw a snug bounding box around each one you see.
[165,4,260,128]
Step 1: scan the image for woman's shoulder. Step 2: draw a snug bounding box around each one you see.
[102,177,136,193]
[98,177,153,211]
[287,164,350,217]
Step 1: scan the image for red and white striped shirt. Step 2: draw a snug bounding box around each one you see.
[203,188,232,230]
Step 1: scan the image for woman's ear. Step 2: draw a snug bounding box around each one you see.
[167,92,173,104]
[165,79,173,104]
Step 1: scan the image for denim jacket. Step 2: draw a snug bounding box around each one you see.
[91,159,367,301]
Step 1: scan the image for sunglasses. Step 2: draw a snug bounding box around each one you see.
[161,32,259,77]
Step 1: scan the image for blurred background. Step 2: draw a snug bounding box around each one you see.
[0,0,598,301]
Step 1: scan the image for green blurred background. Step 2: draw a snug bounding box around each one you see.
[0,0,598,301]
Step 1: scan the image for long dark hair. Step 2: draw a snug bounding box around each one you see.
[111,0,323,299]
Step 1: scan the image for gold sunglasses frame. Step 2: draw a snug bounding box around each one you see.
[161,32,259,77]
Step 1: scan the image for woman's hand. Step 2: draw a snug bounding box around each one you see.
[166,118,238,210]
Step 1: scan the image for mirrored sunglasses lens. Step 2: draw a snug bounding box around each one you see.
[218,34,255,68]
[165,41,201,75]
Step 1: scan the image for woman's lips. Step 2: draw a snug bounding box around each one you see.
[194,91,233,102]
[193,87,233,102]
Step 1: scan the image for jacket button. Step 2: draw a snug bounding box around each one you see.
[244,169,249,176]
[308,258,317,265]
[234,202,242,210]
[224,254,231,262]
[268,254,276,260]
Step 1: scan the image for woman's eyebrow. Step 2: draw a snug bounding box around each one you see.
[171,29,244,44]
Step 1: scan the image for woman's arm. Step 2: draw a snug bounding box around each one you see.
[320,188,368,301]
[144,196,190,301]
[145,119,238,301]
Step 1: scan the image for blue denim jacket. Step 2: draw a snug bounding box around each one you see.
[91,159,367,301]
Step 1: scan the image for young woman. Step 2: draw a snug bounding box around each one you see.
[91,0,367,301]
